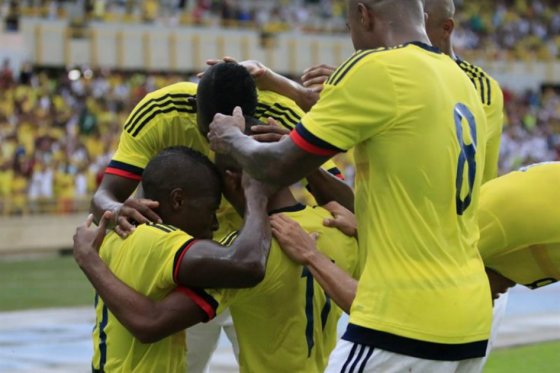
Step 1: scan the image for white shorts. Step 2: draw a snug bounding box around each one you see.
[186,309,239,373]
[325,339,485,373]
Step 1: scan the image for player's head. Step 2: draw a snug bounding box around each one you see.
[424,0,455,55]
[142,146,222,239]
[345,0,426,50]
[196,62,258,137]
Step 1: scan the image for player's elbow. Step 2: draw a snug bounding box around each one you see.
[132,323,167,344]
[235,259,266,287]
[125,315,168,344]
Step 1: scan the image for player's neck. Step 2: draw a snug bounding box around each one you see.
[267,188,300,213]
[382,26,431,48]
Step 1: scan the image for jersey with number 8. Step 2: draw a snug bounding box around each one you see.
[292,42,491,360]
[200,204,361,372]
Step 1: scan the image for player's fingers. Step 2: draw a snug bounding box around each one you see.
[98,211,113,231]
[233,106,243,117]
[94,211,112,247]
[301,67,334,82]
[267,117,280,128]
[85,213,94,228]
[323,218,335,227]
[114,225,127,239]
[222,56,238,63]
[309,232,320,242]
[134,200,162,223]
[251,124,286,134]
[322,201,344,215]
[205,59,221,66]
[251,134,284,143]
[302,75,328,88]
[116,216,135,237]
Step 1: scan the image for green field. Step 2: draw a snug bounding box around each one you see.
[0,254,94,311]
[0,255,559,372]
[484,342,560,373]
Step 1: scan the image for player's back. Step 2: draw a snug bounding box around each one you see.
[479,162,560,289]
[93,223,192,372]
[327,43,492,358]
[205,204,360,372]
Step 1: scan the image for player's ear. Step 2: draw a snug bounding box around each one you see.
[442,18,454,37]
[357,2,373,31]
[169,188,184,210]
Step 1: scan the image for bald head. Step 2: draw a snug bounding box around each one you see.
[346,0,430,50]
[424,0,455,24]
[424,0,456,56]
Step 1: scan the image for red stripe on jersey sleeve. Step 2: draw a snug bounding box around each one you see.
[105,167,143,181]
[176,287,217,321]
[173,239,198,284]
[290,130,339,157]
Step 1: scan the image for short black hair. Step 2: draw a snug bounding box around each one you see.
[142,146,221,204]
[196,62,258,136]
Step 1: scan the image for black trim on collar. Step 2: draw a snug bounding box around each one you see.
[408,41,442,54]
[268,203,306,216]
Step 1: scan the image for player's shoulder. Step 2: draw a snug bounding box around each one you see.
[135,222,192,243]
[455,58,492,80]
[456,59,502,102]
[146,81,197,99]
[326,42,442,87]
[255,90,304,129]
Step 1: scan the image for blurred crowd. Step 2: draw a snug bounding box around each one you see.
[0,60,559,215]
[3,0,560,59]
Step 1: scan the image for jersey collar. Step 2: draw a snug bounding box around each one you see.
[268,203,307,216]
[407,41,442,54]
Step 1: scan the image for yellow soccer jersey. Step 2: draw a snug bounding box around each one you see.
[291,42,491,360]
[104,82,341,241]
[201,204,361,373]
[457,59,504,183]
[479,162,560,289]
[92,223,214,373]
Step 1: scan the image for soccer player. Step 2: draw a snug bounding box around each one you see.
[75,123,362,372]
[479,162,560,293]
[73,146,273,372]
[301,0,505,183]
[424,0,504,182]
[89,62,350,372]
[273,161,560,371]
[207,0,492,370]
[91,62,346,239]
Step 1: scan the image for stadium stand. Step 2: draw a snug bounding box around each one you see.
[0,0,559,217]
[4,1,560,59]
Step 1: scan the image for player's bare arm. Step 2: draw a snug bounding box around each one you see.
[73,213,207,343]
[175,172,274,289]
[250,119,354,211]
[271,213,358,314]
[91,173,161,238]
[305,170,355,212]
[208,107,330,188]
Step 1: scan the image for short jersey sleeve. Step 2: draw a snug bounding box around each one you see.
[107,82,198,180]
[292,53,397,155]
[108,130,159,180]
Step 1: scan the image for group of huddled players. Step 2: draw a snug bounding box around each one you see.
[72,1,560,372]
